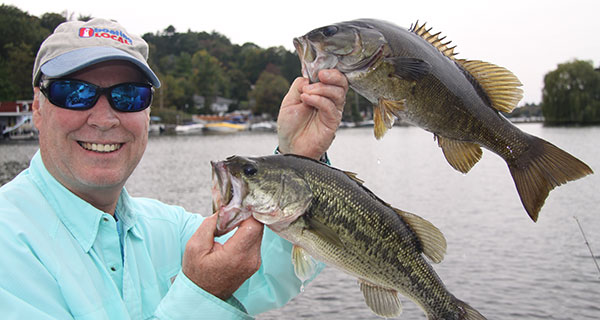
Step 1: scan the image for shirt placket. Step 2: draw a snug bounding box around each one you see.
[95,213,124,295]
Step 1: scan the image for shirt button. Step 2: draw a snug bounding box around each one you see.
[103,217,109,222]
[110,266,117,272]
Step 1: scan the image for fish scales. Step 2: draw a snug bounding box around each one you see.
[211,154,486,319]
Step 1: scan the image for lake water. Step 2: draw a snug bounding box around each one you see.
[1,124,599,319]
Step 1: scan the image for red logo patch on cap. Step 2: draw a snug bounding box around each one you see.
[79,28,94,38]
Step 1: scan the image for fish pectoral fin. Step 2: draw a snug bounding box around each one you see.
[385,56,432,81]
[291,245,319,282]
[394,209,447,263]
[358,279,402,318]
[373,98,405,139]
[435,135,483,174]
[306,218,345,249]
[457,59,523,113]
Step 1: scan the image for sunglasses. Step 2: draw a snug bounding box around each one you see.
[40,79,154,112]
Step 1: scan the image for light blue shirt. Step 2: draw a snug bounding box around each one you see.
[0,151,318,319]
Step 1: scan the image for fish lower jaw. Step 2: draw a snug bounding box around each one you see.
[78,141,122,153]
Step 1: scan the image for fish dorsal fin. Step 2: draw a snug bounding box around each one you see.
[373,98,406,139]
[394,209,446,263]
[343,171,365,185]
[434,134,483,174]
[457,59,523,113]
[359,279,402,318]
[291,245,319,282]
[409,20,458,59]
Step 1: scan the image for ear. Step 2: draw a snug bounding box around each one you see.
[32,88,43,130]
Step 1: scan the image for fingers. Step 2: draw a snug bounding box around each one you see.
[301,70,348,111]
[318,69,349,89]
[182,215,264,300]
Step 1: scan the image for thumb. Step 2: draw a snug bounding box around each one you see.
[281,77,308,107]
[187,214,219,255]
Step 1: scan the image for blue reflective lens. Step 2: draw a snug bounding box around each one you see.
[111,84,153,112]
[50,81,98,109]
[42,79,153,112]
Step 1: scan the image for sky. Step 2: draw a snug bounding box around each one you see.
[6,0,600,105]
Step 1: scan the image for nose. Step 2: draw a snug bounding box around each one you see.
[86,95,120,130]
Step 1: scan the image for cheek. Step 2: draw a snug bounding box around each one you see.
[120,111,149,133]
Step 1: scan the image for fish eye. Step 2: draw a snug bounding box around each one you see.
[322,26,338,37]
[243,164,258,176]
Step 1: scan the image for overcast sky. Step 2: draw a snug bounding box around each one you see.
[7,0,600,105]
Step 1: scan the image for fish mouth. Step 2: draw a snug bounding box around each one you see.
[210,160,251,236]
[294,37,339,83]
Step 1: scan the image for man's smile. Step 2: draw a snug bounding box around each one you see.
[78,141,123,153]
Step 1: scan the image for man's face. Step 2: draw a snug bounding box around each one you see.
[33,61,150,202]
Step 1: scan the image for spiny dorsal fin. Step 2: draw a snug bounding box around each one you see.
[394,209,446,263]
[409,20,458,60]
[434,134,483,174]
[457,59,523,113]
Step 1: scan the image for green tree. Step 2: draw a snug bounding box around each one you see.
[249,70,289,117]
[0,5,52,100]
[542,60,600,124]
[39,13,66,32]
[190,50,229,113]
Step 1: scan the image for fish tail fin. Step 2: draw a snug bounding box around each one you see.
[426,298,487,320]
[456,299,487,320]
[509,135,593,222]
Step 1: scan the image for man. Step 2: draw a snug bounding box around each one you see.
[0,18,348,319]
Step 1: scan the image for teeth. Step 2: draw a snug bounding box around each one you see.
[79,142,122,153]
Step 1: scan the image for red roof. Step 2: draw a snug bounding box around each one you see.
[0,101,32,113]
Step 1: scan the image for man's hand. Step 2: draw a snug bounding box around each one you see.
[182,214,264,300]
[277,69,349,160]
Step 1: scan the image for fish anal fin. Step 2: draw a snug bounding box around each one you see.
[435,135,483,174]
[358,279,402,318]
[373,98,404,139]
[509,136,593,222]
[457,59,523,113]
[291,245,318,282]
[385,57,432,81]
[394,209,446,263]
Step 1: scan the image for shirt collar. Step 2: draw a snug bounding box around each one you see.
[29,150,142,251]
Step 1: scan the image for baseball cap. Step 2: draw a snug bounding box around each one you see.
[32,18,161,88]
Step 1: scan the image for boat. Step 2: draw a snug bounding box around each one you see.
[204,121,248,133]
[249,121,277,132]
[174,123,205,134]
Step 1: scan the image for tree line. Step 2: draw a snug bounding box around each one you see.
[1,4,597,124]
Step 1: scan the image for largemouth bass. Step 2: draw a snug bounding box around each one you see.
[293,19,593,222]
[211,154,486,319]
